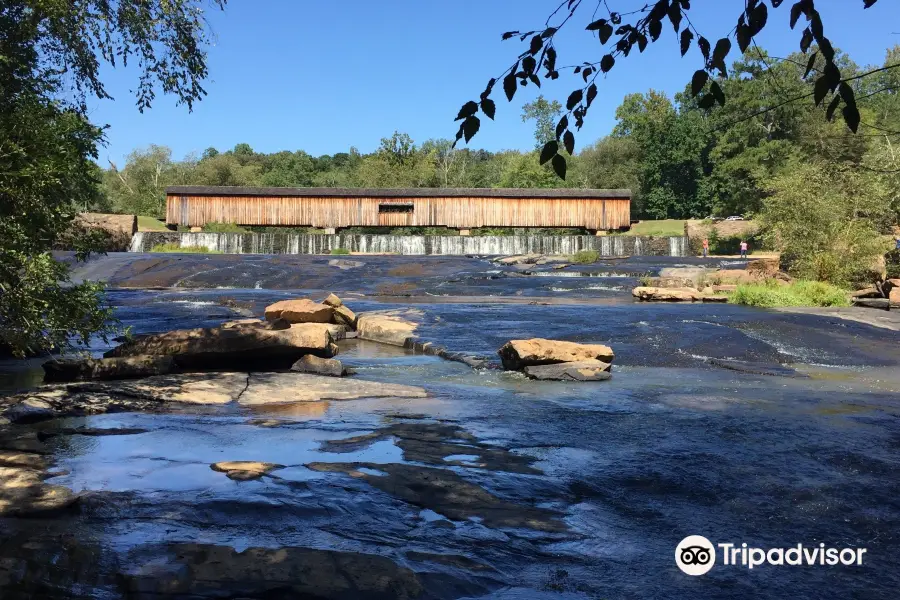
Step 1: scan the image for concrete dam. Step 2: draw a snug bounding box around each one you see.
[128,232,690,256]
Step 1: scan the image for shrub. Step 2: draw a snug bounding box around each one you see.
[203,222,247,233]
[149,243,222,254]
[729,280,850,308]
[472,227,514,236]
[330,248,350,255]
[572,250,600,264]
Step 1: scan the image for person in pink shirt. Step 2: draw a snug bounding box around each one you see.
[739,240,748,259]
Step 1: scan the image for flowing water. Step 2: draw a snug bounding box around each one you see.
[1,255,898,599]
[128,231,690,257]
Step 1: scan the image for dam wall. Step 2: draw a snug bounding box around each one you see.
[129,232,690,257]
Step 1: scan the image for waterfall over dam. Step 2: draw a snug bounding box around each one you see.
[129,231,689,257]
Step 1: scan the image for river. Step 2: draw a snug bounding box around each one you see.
[0,254,898,599]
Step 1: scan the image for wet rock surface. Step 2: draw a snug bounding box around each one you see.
[2,254,900,599]
[523,359,612,381]
[105,322,338,370]
[498,338,615,370]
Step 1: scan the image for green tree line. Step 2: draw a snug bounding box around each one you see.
[101,46,900,227]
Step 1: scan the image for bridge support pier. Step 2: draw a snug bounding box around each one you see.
[458,229,472,236]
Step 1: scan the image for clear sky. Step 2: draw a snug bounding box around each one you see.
[90,0,900,167]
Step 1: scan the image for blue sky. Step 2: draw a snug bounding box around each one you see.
[90,0,900,166]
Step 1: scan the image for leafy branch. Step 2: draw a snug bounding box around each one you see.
[454,0,882,179]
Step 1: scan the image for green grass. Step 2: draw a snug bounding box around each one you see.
[137,216,169,231]
[330,248,351,255]
[149,243,222,254]
[572,249,600,264]
[729,280,850,308]
[624,219,685,237]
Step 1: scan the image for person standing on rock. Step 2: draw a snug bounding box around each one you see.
[739,240,748,259]
[702,238,709,258]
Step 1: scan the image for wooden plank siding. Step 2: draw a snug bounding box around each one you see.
[165,187,631,230]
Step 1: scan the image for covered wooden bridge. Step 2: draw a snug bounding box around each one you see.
[165,186,632,232]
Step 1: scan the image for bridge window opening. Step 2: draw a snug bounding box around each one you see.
[378,203,414,214]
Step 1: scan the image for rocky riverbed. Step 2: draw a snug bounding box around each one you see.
[1,254,899,599]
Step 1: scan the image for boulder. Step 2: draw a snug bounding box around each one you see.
[291,355,346,377]
[356,312,418,346]
[700,294,729,303]
[641,277,697,289]
[632,286,703,302]
[221,318,290,330]
[523,360,612,381]
[495,254,542,266]
[332,304,357,329]
[712,284,738,293]
[264,299,334,324]
[498,338,614,371]
[746,257,780,276]
[43,356,176,383]
[210,461,283,481]
[850,286,881,299]
[104,324,338,370]
[890,286,900,304]
[852,298,891,310]
[322,293,343,307]
[322,323,348,341]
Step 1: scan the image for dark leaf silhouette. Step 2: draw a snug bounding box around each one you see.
[555,115,568,139]
[586,83,598,107]
[842,103,860,132]
[680,29,693,56]
[711,37,731,75]
[455,101,478,121]
[813,75,830,106]
[698,93,716,109]
[503,72,517,101]
[540,140,558,164]
[698,36,711,61]
[563,130,575,155]
[804,52,817,78]
[462,116,480,142]
[668,2,683,31]
[480,98,496,120]
[649,19,662,42]
[551,154,567,179]
[599,23,614,44]
[691,69,708,96]
[600,54,615,72]
[566,89,583,110]
[710,80,725,106]
[529,35,543,55]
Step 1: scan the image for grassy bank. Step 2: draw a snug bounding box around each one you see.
[137,216,169,232]
[624,219,685,237]
[729,280,850,308]
[149,243,222,254]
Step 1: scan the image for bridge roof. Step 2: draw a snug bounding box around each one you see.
[166,186,631,200]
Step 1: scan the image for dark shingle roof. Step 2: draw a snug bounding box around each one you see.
[165,186,631,200]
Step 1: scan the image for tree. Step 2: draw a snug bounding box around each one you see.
[762,160,892,286]
[575,137,643,212]
[0,0,224,357]
[454,0,891,178]
[521,95,563,149]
